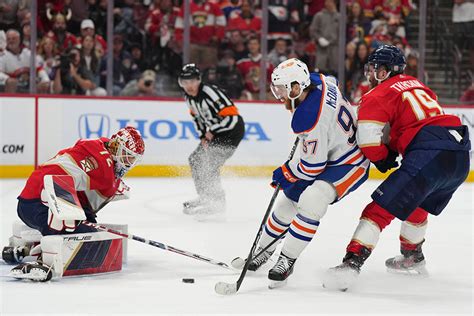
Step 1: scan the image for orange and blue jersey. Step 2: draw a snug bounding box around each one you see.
[283,73,369,202]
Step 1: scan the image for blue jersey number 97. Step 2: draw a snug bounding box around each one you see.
[337,106,357,145]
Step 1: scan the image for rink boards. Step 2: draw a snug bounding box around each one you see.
[1,95,473,181]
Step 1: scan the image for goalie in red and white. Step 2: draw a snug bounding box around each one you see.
[2,126,145,281]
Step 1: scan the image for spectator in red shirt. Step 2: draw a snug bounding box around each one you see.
[348,0,382,19]
[174,0,226,70]
[226,0,261,37]
[236,36,274,100]
[45,11,78,54]
[380,0,412,20]
[145,0,178,48]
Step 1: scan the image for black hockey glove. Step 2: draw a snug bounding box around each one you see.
[373,149,399,173]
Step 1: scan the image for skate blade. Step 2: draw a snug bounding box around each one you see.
[268,279,287,289]
[386,266,428,276]
[194,212,225,222]
[231,257,245,269]
[183,207,199,215]
[8,270,50,282]
[322,268,358,292]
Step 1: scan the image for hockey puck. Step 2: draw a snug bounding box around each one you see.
[182,278,195,283]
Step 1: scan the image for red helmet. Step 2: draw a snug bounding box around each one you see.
[109,127,145,177]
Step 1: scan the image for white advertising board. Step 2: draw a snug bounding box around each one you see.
[0,97,35,165]
[37,98,295,166]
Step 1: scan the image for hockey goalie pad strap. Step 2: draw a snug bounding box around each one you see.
[41,232,123,278]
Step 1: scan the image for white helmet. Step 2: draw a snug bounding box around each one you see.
[270,58,311,102]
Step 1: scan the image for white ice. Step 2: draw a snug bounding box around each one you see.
[1,177,473,315]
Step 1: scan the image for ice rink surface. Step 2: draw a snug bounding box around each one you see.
[0,177,472,315]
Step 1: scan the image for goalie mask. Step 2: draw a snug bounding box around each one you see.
[109,127,145,178]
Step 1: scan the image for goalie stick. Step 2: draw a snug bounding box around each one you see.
[215,137,300,295]
[83,222,233,271]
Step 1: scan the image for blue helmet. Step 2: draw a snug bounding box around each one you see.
[367,45,406,74]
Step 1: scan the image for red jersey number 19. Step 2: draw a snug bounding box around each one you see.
[402,89,444,121]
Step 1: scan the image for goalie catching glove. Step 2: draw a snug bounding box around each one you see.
[42,175,86,233]
[271,161,299,190]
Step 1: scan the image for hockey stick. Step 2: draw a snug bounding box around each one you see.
[83,221,233,271]
[215,137,300,295]
[230,228,289,269]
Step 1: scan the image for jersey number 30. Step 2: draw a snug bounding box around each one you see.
[403,89,444,120]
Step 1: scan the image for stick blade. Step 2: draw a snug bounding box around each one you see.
[230,257,245,269]
[215,281,238,295]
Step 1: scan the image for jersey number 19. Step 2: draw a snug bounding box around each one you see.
[402,89,444,121]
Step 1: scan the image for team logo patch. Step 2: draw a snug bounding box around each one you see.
[80,156,99,173]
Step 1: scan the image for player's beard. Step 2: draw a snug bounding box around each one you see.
[285,98,300,111]
[368,75,379,89]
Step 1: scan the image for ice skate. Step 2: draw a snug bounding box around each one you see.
[183,197,206,215]
[323,261,360,292]
[9,261,53,282]
[247,247,274,271]
[2,245,30,264]
[193,199,226,222]
[322,248,371,291]
[268,253,296,289]
[385,245,427,275]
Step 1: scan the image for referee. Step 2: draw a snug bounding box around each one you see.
[178,64,245,218]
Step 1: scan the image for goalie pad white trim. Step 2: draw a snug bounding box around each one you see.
[9,221,42,247]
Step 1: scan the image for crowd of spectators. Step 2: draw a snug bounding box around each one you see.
[0,0,438,103]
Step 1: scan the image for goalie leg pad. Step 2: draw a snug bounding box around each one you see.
[2,221,43,264]
[41,231,124,279]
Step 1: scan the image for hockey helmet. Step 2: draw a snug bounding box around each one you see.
[365,44,406,75]
[270,58,311,102]
[109,127,145,178]
[178,63,201,87]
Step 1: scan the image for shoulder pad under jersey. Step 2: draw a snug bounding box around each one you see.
[291,73,325,134]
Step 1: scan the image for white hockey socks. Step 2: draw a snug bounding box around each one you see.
[279,180,335,259]
[259,195,296,252]
[281,213,320,259]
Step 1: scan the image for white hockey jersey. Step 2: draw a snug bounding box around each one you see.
[287,73,369,197]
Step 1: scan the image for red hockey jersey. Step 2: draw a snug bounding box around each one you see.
[357,74,461,161]
[20,138,120,211]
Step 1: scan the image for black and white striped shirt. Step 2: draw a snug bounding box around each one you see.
[185,84,241,137]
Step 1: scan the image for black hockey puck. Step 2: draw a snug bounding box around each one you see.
[182,278,195,283]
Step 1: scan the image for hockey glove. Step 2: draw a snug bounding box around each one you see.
[373,149,399,173]
[112,179,131,201]
[271,162,299,190]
